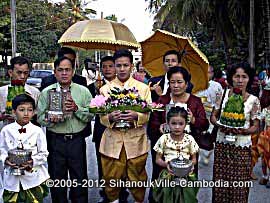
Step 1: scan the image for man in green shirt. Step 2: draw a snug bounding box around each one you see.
[37,56,93,203]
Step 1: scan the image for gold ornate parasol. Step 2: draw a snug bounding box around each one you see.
[140,29,209,93]
[58,19,140,51]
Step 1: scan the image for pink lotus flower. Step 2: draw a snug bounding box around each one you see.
[141,102,147,108]
[150,102,164,108]
[90,95,107,108]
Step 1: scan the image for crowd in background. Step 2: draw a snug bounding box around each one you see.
[0,46,269,203]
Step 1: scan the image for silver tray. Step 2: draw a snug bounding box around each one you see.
[216,120,245,129]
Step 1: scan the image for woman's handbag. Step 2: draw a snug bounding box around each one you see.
[197,88,227,151]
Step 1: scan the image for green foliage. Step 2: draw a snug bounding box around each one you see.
[0,0,11,51]
[147,0,269,71]
[105,14,118,22]
[16,0,61,62]
[64,0,96,24]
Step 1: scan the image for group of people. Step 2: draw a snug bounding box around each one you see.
[0,45,269,203]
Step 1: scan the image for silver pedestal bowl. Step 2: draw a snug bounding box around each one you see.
[8,148,32,175]
[170,155,193,178]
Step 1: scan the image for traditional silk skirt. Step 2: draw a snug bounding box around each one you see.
[153,169,199,203]
[251,133,260,167]
[3,182,49,203]
[212,142,251,203]
[258,129,270,169]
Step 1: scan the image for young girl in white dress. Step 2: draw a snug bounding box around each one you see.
[153,106,199,203]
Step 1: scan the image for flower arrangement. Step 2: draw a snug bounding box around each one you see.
[220,88,246,127]
[89,87,164,114]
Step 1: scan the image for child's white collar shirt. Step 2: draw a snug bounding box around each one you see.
[0,121,49,192]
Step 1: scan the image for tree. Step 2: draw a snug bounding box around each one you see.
[0,0,11,53]
[16,0,60,62]
[146,0,269,70]
[263,0,270,68]
[249,0,254,68]
[64,0,96,24]
[0,0,12,74]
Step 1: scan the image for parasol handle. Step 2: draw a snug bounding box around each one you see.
[95,72,103,94]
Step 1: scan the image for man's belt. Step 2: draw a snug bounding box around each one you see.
[48,130,84,140]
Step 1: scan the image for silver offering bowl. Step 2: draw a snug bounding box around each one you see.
[114,111,134,131]
[8,148,32,175]
[114,120,133,131]
[170,155,193,178]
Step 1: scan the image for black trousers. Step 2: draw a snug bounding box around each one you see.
[94,140,103,180]
[46,131,88,203]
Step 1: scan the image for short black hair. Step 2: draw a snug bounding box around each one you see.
[167,106,188,123]
[214,69,223,79]
[135,61,141,72]
[163,50,181,63]
[10,56,31,70]
[84,57,92,64]
[57,47,76,58]
[167,66,191,83]
[12,94,35,110]
[113,49,133,64]
[84,58,93,68]
[227,62,254,90]
[54,56,75,69]
[100,56,114,67]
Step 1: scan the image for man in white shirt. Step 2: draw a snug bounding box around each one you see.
[196,65,223,165]
[148,50,181,102]
[0,56,40,128]
[197,65,223,107]
[82,58,99,86]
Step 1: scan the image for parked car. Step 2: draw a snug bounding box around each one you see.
[26,69,54,89]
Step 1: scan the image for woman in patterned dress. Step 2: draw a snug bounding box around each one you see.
[210,62,261,203]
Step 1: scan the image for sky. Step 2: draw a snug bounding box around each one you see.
[51,0,154,42]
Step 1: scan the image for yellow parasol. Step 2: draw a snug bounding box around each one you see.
[58,19,140,51]
[140,29,209,93]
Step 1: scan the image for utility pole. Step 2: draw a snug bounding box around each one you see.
[10,0,17,57]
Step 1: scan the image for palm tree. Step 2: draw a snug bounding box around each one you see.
[147,0,236,65]
[64,0,96,24]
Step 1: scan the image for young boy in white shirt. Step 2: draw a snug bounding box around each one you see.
[0,94,49,202]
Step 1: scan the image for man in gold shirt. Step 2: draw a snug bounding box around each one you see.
[99,49,151,203]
